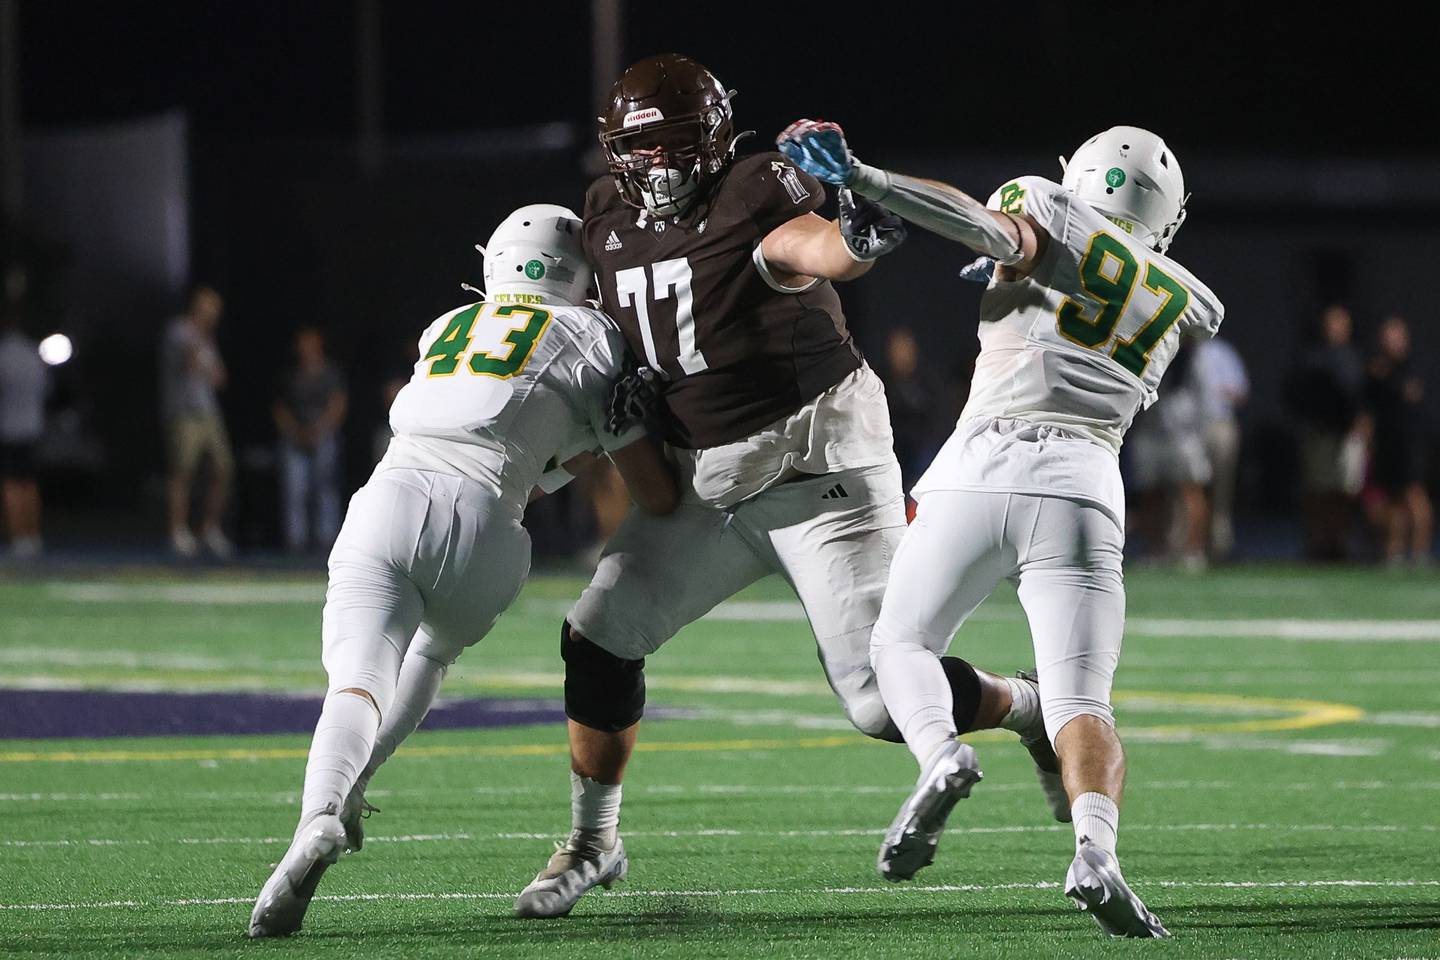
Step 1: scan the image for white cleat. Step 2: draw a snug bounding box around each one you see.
[248,808,347,938]
[1064,839,1170,938]
[514,830,628,919]
[877,740,982,882]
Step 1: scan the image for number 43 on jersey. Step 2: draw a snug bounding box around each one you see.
[425,303,552,379]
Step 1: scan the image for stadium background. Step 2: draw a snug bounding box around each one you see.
[2,3,1438,958]
[5,0,1438,555]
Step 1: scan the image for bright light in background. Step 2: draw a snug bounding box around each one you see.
[38,333,73,366]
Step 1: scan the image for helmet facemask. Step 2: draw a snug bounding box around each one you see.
[601,104,734,217]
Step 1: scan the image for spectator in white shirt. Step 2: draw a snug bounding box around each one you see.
[1193,336,1250,559]
[160,286,234,559]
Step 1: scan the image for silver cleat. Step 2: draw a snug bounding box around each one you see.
[248,806,347,938]
[1064,839,1170,938]
[514,830,628,919]
[877,740,982,882]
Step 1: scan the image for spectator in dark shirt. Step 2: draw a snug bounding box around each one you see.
[1364,316,1431,566]
[273,327,347,553]
[1286,305,1366,560]
[0,303,49,558]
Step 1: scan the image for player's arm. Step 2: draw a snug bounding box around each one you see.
[759,182,909,286]
[760,212,872,285]
[602,437,678,515]
[777,120,1048,275]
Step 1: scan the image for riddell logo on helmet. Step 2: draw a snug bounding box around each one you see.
[623,107,665,127]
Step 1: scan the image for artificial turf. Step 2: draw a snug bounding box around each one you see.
[1,565,1437,958]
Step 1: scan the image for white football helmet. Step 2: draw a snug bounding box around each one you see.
[480,204,593,306]
[1060,126,1188,253]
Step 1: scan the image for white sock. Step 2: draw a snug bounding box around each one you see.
[1071,791,1120,855]
[301,691,380,822]
[997,675,1042,736]
[357,651,448,794]
[571,772,622,845]
[871,642,957,767]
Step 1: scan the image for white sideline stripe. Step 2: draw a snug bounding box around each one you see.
[0,833,473,848]
[1127,617,1440,642]
[5,879,1438,912]
[4,779,1439,805]
[5,823,1433,849]
[46,583,325,604]
[37,582,1440,641]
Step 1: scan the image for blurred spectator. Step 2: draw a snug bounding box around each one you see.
[1193,336,1249,560]
[880,327,946,491]
[1363,316,1432,566]
[373,376,406,465]
[1127,344,1210,570]
[272,327,348,553]
[161,286,234,559]
[1286,305,1365,561]
[0,302,49,558]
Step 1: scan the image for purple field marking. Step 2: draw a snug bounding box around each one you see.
[0,689,578,740]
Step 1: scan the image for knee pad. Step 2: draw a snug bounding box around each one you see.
[848,692,904,743]
[561,620,645,733]
[940,656,983,734]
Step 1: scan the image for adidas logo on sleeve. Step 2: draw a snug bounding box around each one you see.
[604,230,623,252]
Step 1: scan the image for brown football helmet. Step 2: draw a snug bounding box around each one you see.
[598,53,738,216]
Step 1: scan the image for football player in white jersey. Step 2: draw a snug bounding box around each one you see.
[778,122,1223,938]
[248,204,677,938]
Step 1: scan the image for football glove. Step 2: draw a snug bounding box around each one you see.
[776,119,855,185]
[607,361,665,436]
[838,187,906,261]
[959,256,996,283]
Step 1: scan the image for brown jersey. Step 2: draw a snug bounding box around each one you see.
[583,151,862,449]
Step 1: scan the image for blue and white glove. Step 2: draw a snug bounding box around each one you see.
[838,187,906,261]
[776,119,856,185]
[958,256,996,283]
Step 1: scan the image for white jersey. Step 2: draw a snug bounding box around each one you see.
[379,300,643,514]
[915,176,1224,524]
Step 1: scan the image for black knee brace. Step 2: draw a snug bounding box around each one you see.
[940,656,983,734]
[561,621,645,733]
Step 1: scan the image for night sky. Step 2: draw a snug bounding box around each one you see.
[18,1,1439,156]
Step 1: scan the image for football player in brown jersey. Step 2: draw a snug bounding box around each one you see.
[515,54,1002,919]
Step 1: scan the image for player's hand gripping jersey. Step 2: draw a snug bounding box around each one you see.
[583,152,864,450]
[916,176,1225,522]
[382,300,643,511]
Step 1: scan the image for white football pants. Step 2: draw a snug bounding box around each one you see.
[870,489,1124,755]
[322,467,530,717]
[569,461,907,739]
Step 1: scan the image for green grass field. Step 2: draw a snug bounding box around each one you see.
[1,566,1437,958]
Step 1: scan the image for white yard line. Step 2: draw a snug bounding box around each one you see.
[1367,712,1440,728]
[4,878,1437,912]
[4,823,1432,849]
